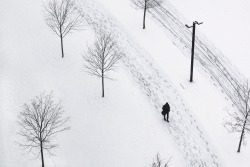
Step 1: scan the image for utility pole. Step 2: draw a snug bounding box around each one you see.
[185,21,203,82]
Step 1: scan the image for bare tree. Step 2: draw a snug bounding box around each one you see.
[17,92,70,167]
[83,30,123,97]
[150,153,172,167]
[225,80,250,153]
[131,0,163,29]
[43,0,83,58]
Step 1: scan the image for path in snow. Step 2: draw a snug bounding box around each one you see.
[76,0,222,166]
[149,1,244,110]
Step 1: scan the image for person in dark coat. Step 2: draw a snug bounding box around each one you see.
[161,102,170,122]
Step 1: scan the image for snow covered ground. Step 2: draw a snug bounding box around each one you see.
[1,0,250,167]
[94,0,250,166]
[168,0,250,79]
[0,0,184,166]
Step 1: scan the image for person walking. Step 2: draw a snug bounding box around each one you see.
[161,102,170,122]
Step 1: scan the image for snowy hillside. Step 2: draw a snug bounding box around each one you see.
[1,0,250,167]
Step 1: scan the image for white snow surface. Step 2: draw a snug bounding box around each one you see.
[168,0,250,79]
[1,0,250,167]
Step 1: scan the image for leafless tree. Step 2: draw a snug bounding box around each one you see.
[43,0,83,58]
[17,92,70,167]
[131,0,163,29]
[150,153,172,167]
[225,80,250,153]
[83,30,123,97]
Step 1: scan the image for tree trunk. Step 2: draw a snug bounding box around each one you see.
[237,113,248,153]
[237,121,247,153]
[40,141,45,167]
[143,4,146,29]
[237,126,245,153]
[60,34,64,58]
[102,72,104,97]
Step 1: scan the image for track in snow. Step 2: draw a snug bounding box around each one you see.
[76,0,222,166]
[149,1,244,110]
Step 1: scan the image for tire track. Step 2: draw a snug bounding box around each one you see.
[76,0,222,166]
[149,2,244,110]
